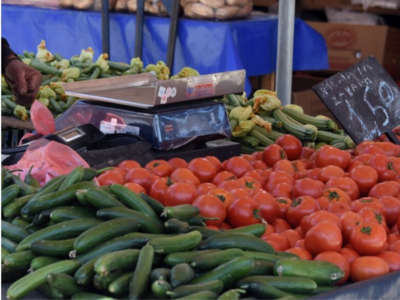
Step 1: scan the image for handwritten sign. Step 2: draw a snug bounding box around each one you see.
[313,57,400,144]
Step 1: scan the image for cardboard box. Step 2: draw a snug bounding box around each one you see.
[307,21,400,78]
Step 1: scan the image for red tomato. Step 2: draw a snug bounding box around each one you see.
[276,197,292,219]
[301,211,342,235]
[355,141,375,156]
[301,147,317,160]
[262,144,287,167]
[124,182,147,195]
[325,177,360,201]
[252,151,262,160]
[212,171,236,186]
[170,168,201,187]
[358,207,389,232]
[205,156,223,173]
[208,188,235,209]
[346,161,364,172]
[272,218,292,233]
[375,142,400,157]
[305,168,321,180]
[273,160,296,178]
[349,165,379,196]
[188,158,217,183]
[281,229,304,247]
[242,170,267,186]
[304,221,343,256]
[353,153,372,165]
[350,256,389,282]
[340,211,365,245]
[262,233,291,251]
[145,160,173,177]
[369,182,400,199]
[294,239,305,249]
[266,176,294,193]
[168,157,188,169]
[317,166,345,184]
[390,240,400,255]
[286,196,320,228]
[217,180,243,193]
[259,169,273,182]
[264,224,276,236]
[339,248,360,265]
[350,222,387,255]
[379,242,390,253]
[149,177,174,205]
[164,182,197,206]
[322,188,351,205]
[112,167,126,178]
[206,225,220,231]
[219,222,233,230]
[241,154,257,162]
[358,145,386,156]
[252,189,279,224]
[292,178,324,199]
[388,233,400,246]
[223,157,253,178]
[192,194,226,226]
[368,154,397,182]
[117,160,141,172]
[314,251,350,285]
[377,251,400,272]
[125,168,153,193]
[315,145,351,170]
[268,170,295,184]
[197,183,217,196]
[230,188,251,200]
[251,160,269,170]
[351,197,385,214]
[275,134,302,161]
[97,169,125,186]
[327,202,352,218]
[286,247,313,260]
[227,197,262,228]
[271,183,293,199]
[237,177,263,192]
[316,196,330,210]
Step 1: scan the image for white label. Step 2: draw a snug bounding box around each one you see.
[110,118,118,125]
[166,87,172,97]
[158,86,166,97]
[161,94,168,104]
[100,121,140,135]
[171,87,177,97]
[100,121,115,134]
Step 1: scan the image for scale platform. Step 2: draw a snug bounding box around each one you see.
[58,70,245,160]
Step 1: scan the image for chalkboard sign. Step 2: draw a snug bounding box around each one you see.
[313,56,400,145]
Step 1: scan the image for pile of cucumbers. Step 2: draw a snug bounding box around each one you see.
[2,166,344,300]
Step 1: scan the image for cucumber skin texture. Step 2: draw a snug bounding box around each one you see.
[16,218,102,252]
[152,279,173,299]
[3,250,37,268]
[74,257,97,286]
[148,231,202,254]
[168,280,224,299]
[47,273,84,295]
[31,238,75,258]
[162,204,200,221]
[273,259,345,286]
[3,194,35,219]
[50,207,96,223]
[150,268,171,283]
[191,249,245,271]
[164,250,219,267]
[238,276,317,294]
[225,224,266,237]
[170,263,195,288]
[243,279,307,300]
[84,187,126,209]
[1,220,30,243]
[247,260,275,276]
[1,184,20,207]
[30,256,61,271]
[217,289,241,300]
[71,292,117,300]
[73,217,139,254]
[129,245,154,300]
[108,272,134,296]
[7,260,81,300]
[94,249,140,273]
[2,237,18,253]
[175,291,218,300]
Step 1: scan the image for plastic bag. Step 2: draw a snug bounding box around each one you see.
[30,100,56,136]
[6,139,90,186]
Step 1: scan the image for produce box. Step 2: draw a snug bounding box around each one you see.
[181,0,253,20]
[307,21,400,78]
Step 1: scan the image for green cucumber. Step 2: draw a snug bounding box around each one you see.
[165,250,219,267]
[7,260,81,300]
[1,220,30,243]
[140,192,165,216]
[3,194,35,219]
[94,269,130,292]
[225,224,266,237]
[175,291,218,300]
[47,273,85,295]
[76,189,93,207]
[167,280,224,299]
[273,259,345,286]
[129,244,154,300]
[2,247,9,263]
[217,289,244,300]
[73,217,139,254]
[84,187,126,209]
[170,263,195,288]
[187,216,206,227]
[74,257,97,286]
[238,279,306,300]
[37,283,66,300]
[94,249,140,273]
[3,250,37,268]
[71,292,117,300]
[152,279,173,299]
[244,252,284,263]
[238,276,317,294]
[199,233,275,254]
[58,166,84,190]
[97,207,164,234]
[110,184,159,220]
[108,271,134,295]
[162,204,200,221]
[191,249,244,271]
[31,238,75,258]
[189,226,220,239]
[165,218,190,233]
[11,218,30,229]
[33,206,74,226]
[50,207,96,223]
[247,260,275,276]
[276,252,300,259]
[8,173,38,195]
[148,231,202,254]
[30,256,61,271]
[150,268,171,282]
[2,237,17,253]
[190,257,254,288]
[2,184,20,207]
[81,167,113,182]
[16,218,101,252]
[74,234,148,264]
[24,166,41,189]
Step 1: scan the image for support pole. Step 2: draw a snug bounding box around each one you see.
[135,0,145,58]
[275,0,296,106]
[101,0,110,57]
[166,0,180,71]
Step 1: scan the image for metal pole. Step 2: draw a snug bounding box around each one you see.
[101,0,110,57]
[275,0,296,106]
[135,0,145,58]
[166,0,180,71]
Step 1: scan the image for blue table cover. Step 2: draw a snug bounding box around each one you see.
[2,5,329,94]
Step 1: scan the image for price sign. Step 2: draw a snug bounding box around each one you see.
[313,56,400,145]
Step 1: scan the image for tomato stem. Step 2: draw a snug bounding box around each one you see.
[277,198,288,204]
[291,198,301,207]
[216,195,226,203]
[253,208,262,221]
[153,162,161,167]
[328,191,340,200]
[375,213,383,225]
[388,161,394,171]
[361,226,372,235]
[244,180,255,190]
[361,198,373,203]
[280,150,287,160]
[225,176,236,181]
[166,177,174,187]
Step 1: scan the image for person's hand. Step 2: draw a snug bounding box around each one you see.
[4,55,42,106]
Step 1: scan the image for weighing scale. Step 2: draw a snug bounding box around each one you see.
[55,70,246,162]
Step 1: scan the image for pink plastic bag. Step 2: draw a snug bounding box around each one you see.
[30,100,56,136]
[6,139,89,186]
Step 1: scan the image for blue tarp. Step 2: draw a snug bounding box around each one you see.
[2,5,329,94]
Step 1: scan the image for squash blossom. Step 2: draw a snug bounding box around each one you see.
[252,89,281,114]
[62,67,81,82]
[1,76,9,89]
[251,115,272,133]
[38,98,50,107]
[79,47,94,62]
[284,104,304,114]
[94,54,110,73]
[171,67,200,79]
[345,136,356,149]
[145,61,170,80]
[36,40,54,63]
[232,120,255,137]
[14,105,29,121]
[21,58,32,66]
[54,59,70,71]
[230,106,252,122]
[50,82,65,95]
[37,86,57,99]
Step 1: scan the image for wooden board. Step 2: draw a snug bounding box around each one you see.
[2,116,34,131]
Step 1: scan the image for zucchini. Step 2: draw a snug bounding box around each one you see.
[37,283,66,300]
[165,218,190,233]
[31,60,62,75]
[152,279,173,299]
[238,276,317,294]
[30,256,61,271]
[190,257,254,288]
[84,187,126,209]
[140,192,165,216]
[1,220,30,243]
[272,109,316,142]
[129,244,154,300]
[94,249,140,273]
[225,224,266,237]
[199,233,275,254]
[175,291,218,300]
[283,107,337,131]
[249,129,275,146]
[161,204,200,221]
[170,263,195,288]
[16,218,101,252]
[73,217,139,254]
[31,238,75,258]
[1,184,20,207]
[71,292,117,300]
[148,231,202,254]
[247,260,275,276]
[108,271,134,295]
[192,249,245,271]
[50,206,96,223]
[47,273,85,295]
[167,280,224,299]
[97,207,164,234]
[3,250,37,268]
[74,257,97,286]
[2,237,17,253]
[273,259,345,286]
[107,61,130,72]
[164,250,219,267]
[150,268,171,282]
[7,260,81,300]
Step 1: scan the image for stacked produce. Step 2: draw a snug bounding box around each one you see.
[181,0,253,20]
[220,91,356,151]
